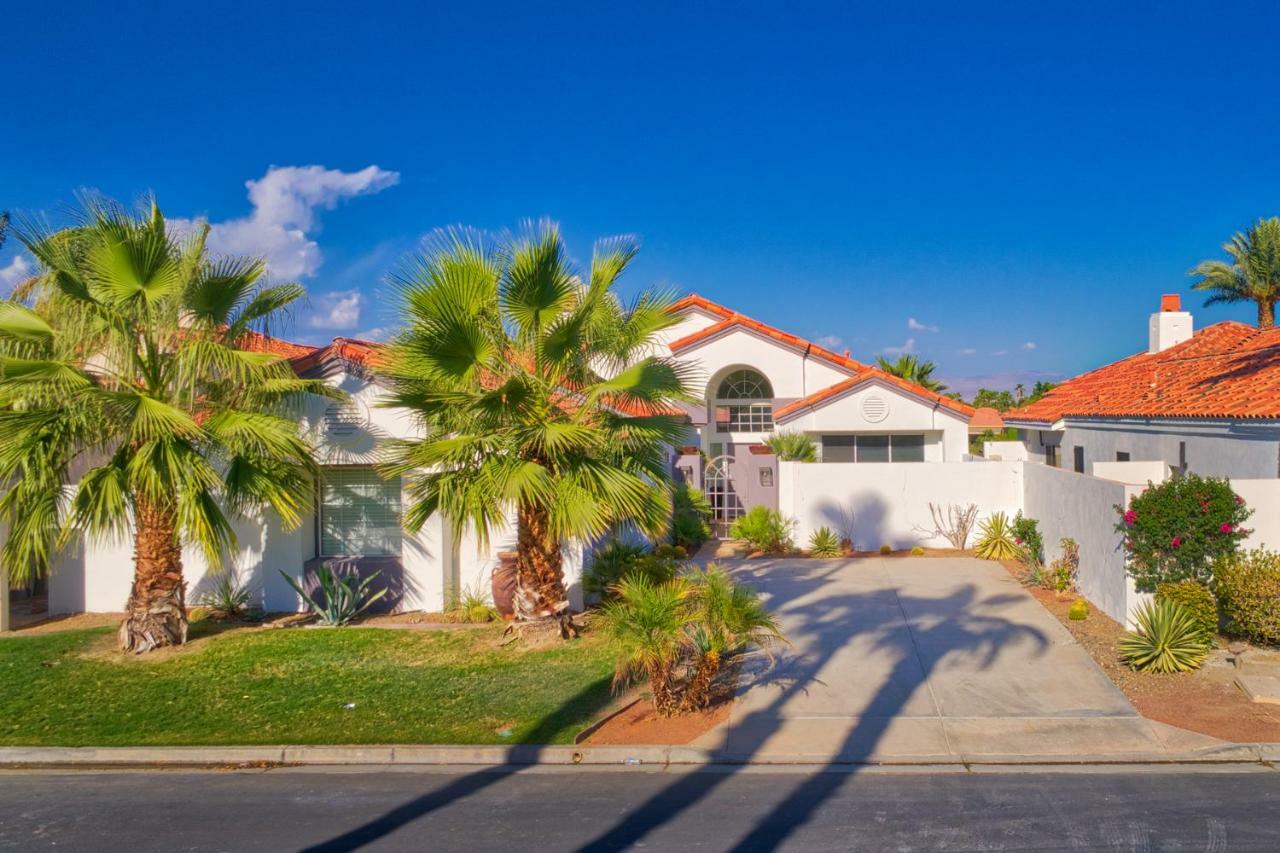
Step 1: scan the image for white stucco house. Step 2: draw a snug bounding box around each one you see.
[25,294,978,619]
[1003,294,1280,480]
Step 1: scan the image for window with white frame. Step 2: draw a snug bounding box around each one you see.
[715,369,774,433]
[820,434,927,462]
[319,466,402,557]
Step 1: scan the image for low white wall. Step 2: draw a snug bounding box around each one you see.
[778,461,1023,550]
[1021,462,1150,627]
[1090,460,1170,485]
[1232,479,1280,552]
[983,440,1028,461]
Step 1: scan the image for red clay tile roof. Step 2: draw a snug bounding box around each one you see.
[968,406,1005,431]
[1005,321,1280,423]
[668,296,973,419]
[219,329,318,360]
[669,293,735,319]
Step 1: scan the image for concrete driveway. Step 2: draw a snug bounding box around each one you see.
[695,556,1223,762]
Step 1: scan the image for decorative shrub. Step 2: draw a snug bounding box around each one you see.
[1011,512,1044,567]
[447,581,499,623]
[282,566,387,626]
[1154,580,1218,643]
[1116,474,1252,591]
[879,544,893,555]
[1068,599,1089,621]
[920,502,977,549]
[671,484,713,550]
[198,572,254,619]
[910,545,925,556]
[585,540,685,600]
[1049,538,1080,592]
[974,512,1020,560]
[808,526,841,558]
[764,430,817,462]
[730,506,796,554]
[1214,548,1280,645]
[1119,599,1212,672]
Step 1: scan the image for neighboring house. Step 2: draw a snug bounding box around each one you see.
[1004,295,1280,480]
[37,294,977,617]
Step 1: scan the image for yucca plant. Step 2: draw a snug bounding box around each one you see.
[808,526,841,558]
[974,512,1021,560]
[764,429,816,462]
[282,566,387,626]
[599,575,694,716]
[197,572,255,619]
[682,565,784,710]
[1119,599,1211,673]
[0,197,330,652]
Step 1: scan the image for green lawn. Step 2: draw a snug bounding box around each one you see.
[0,622,618,746]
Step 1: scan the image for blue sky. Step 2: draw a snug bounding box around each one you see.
[3,2,1278,397]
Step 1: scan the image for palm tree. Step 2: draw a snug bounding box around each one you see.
[1190,217,1280,329]
[600,574,693,715]
[875,353,947,392]
[0,198,328,651]
[380,222,694,627]
[682,564,783,710]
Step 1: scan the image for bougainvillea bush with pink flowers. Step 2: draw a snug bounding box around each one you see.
[1115,474,1252,590]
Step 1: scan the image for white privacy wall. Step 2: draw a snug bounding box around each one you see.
[777,460,1023,550]
[1231,479,1280,552]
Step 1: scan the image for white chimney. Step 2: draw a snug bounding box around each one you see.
[1148,294,1193,354]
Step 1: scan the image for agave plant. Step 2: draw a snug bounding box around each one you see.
[1119,599,1211,673]
[764,429,817,462]
[282,565,387,626]
[598,575,694,715]
[682,565,784,711]
[974,512,1021,560]
[197,572,255,619]
[808,526,841,558]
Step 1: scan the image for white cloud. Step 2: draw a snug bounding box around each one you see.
[815,334,843,349]
[356,327,391,342]
[991,349,1009,357]
[880,338,917,356]
[957,347,977,356]
[1022,341,1037,350]
[169,165,399,279]
[907,317,939,333]
[309,290,363,330]
[0,255,32,292]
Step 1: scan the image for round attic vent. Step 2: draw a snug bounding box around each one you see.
[861,394,890,423]
[323,399,369,438]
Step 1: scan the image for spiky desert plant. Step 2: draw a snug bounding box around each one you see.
[764,429,816,462]
[1189,217,1280,328]
[380,222,694,627]
[682,564,784,710]
[974,512,1021,560]
[1119,599,1212,673]
[281,565,387,627]
[599,575,694,715]
[808,526,841,558]
[0,197,328,652]
[197,572,255,619]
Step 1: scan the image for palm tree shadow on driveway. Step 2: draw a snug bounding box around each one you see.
[302,558,1048,852]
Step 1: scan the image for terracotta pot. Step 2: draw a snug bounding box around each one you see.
[492,551,518,620]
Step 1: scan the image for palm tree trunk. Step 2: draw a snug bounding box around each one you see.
[682,650,721,711]
[513,502,567,621]
[1259,300,1276,329]
[119,498,187,653]
[648,659,680,716]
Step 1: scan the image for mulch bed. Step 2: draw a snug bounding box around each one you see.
[580,656,741,746]
[999,560,1280,744]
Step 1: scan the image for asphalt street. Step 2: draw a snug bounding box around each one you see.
[1,766,1278,851]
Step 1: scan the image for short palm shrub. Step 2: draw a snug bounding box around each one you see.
[730,506,795,554]
[1155,580,1217,643]
[1214,548,1280,645]
[808,526,841,558]
[1119,599,1212,673]
[197,573,255,619]
[683,565,784,710]
[671,484,713,550]
[1116,474,1252,590]
[974,512,1020,560]
[585,540,685,600]
[600,565,785,716]
[282,566,387,626]
[764,430,817,462]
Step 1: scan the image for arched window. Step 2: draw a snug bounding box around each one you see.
[715,369,774,432]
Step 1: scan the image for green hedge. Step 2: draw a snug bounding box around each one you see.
[1154,580,1217,642]
[1214,549,1280,645]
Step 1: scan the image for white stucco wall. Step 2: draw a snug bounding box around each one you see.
[777,460,1023,550]
[1017,419,1280,480]
[983,440,1028,461]
[681,328,852,401]
[1231,478,1280,552]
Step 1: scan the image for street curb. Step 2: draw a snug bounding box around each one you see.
[1,742,1278,770]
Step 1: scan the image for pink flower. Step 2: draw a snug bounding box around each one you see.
[1171,537,1183,549]
[1220,522,1234,534]
[1124,510,1138,526]
[1235,495,1244,505]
